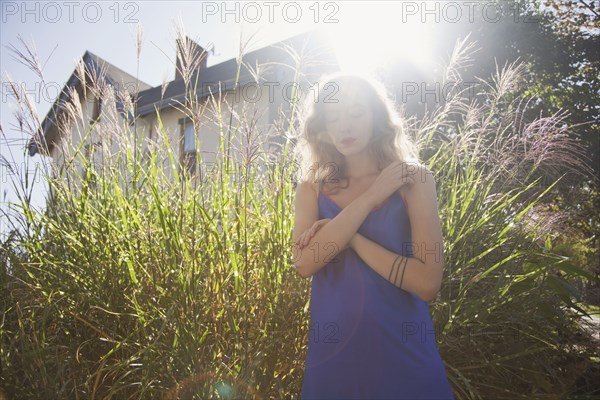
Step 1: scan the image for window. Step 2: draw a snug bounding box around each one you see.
[181,121,197,177]
[184,124,196,153]
[90,97,102,124]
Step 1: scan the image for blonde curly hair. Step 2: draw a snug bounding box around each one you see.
[293,72,420,194]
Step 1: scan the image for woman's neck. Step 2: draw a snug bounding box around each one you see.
[344,153,380,179]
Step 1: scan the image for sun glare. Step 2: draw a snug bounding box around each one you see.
[321,3,435,75]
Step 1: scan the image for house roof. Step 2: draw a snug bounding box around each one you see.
[28,50,153,156]
[135,29,339,116]
[28,28,339,157]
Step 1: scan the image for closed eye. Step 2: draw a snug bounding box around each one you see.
[350,106,366,117]
[325,112,339,123]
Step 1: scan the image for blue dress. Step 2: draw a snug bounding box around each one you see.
[300,190,454,400]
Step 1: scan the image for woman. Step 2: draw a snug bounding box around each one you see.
[292,73,454,399]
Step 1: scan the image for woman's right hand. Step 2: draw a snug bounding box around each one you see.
[364,161,417,207]
[295,218,332,249]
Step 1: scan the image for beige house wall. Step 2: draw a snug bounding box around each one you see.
[140,83,281,182]
[48,80,286,196]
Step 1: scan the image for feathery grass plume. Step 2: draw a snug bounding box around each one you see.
[160,74,170,101]
[2,35,55,213]
[75,57,87,100]
[173,19,207,90]
[136,24,143,60]
[1,72,51,241]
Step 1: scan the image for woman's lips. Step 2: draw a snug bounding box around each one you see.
[341,138,356,145]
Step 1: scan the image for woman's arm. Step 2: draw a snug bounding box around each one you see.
[293,181,376,278]
[349,234,441,302]
[349,168,445,302]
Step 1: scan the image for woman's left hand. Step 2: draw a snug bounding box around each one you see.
[295,218,332,249]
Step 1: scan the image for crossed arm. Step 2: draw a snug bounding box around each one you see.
[349,232,443,302]
[294,170,445,303]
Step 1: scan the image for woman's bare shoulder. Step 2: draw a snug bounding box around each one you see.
[299,163,321,200]
[397,162,436,197]
[300,181,319,198]
[295,178,320,202]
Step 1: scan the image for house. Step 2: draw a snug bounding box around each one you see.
[27,29,339,190]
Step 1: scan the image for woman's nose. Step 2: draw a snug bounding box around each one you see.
[336,118,349,130]
[336,112,353,130]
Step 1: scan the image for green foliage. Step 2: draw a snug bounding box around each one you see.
[2,111,308,398]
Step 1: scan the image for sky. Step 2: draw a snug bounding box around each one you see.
[1,0,561,238]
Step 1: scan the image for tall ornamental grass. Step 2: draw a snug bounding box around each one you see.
[1,30,598,399]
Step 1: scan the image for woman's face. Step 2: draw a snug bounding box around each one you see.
[323,84,374,156]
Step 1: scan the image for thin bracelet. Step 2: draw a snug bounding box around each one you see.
[388,255,402,283]
[393,256,402,285]
[398,257,408,289]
